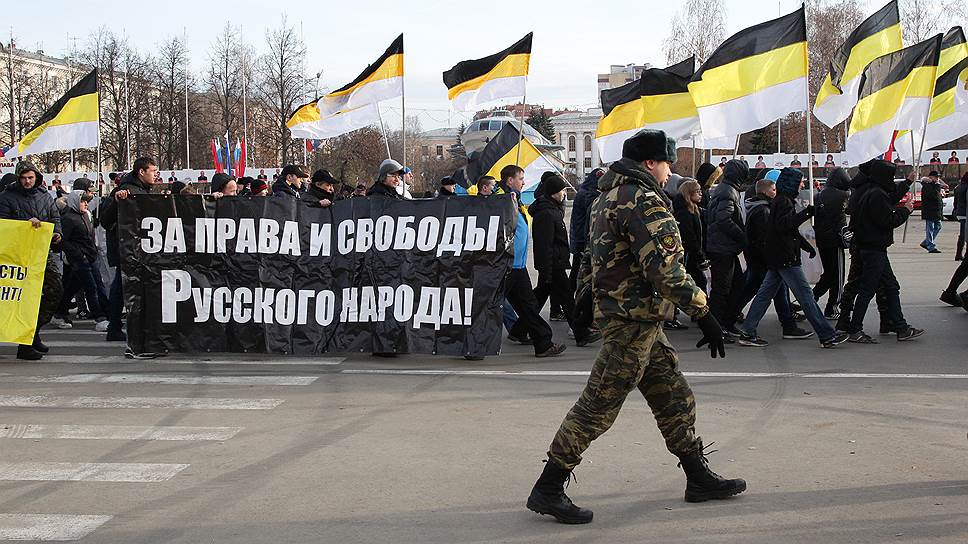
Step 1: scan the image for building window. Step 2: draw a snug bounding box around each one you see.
[568,135,576,152]
[584,135,592,153]
[584,157,592,169]
[436,145,444,158]
[421,145,429,157]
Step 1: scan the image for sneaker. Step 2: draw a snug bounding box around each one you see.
[663,319,689,331]
[920,241,930,250]
[823,310,840,320]
[792,311,806,322]
[463,355,485,361]
[94,320,109,332]
[897,327,925,342]
[507,333,533,345]
[576,330,602,347]
[782,326,814,340]
[928,248,941,254]
[790,302,802,312]
[124,347,158,360]
[50,316,72,329]
[536,343,567,358]
[848,331,878,344]
[549,312,567,322]
[723,327,742,340]
[738,333,769,347]
[879,324,897,335]
[940,290,961,307]
[821,331,850,348]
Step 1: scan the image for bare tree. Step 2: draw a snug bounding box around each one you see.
[204,23,247,143]
[254,17,308,166]
[81,28,140,170]
[151,36,192,169]
[900,0,967,44]
[662,0,727,67]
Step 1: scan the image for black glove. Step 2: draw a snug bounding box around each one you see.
[806,246,816,259]
[695,313,726,359]
[804,204,816,217]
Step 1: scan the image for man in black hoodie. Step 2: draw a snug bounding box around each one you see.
[98,157,157,355]
[845,159,923,342]
[705,159,749,337]
[0,161,63,360]
[812,167,851,318]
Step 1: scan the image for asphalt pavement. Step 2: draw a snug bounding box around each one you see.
[0,222,966,543]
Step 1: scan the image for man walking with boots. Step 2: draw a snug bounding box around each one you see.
[526,130,742,525]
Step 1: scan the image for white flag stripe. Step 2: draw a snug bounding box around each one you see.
[317,77,403,118]
[0,395,283,410]
[595,117,700,164]
[845,96,932,165]
[451,76,527,112]
[814,75,863,128]
[4,121,98,159]
[0,462,189,482]
[0,424,242,441]
[695,77,808,139]
[0,374,318,386]
[290,103,382,139]
[0,514,112,541]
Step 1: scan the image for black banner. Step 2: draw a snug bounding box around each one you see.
[118,194,516,357]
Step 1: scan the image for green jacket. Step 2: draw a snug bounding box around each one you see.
[590,158,709,322]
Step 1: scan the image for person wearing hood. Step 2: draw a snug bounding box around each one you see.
[54,191,109,333]
[941,173,968,306]
[271,165,308,198]
[98,157,158,353]
[210,172,237,198]
[302,169,338,207]
[919,171,945,253]
[526,130,740,526]
[501,164,567,358]
[695,162,722,211]
[812,167,851,318]
[437,176,457,198]
[736,175,810,341]
[529,173,601,347]
[705,158,749,338]
[738,168,848,348]
[0,172,17,192]
[367,159,406,200]
[0,161,64,359]
[842,159,923,342]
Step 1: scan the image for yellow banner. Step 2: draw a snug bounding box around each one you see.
[0,219,53,344]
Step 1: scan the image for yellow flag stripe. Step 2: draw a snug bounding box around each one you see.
[595,93,698,138]
[940,41,968,78]
[484,139,541,179]
[849,66,937,135]
[286,102,320,128]
[688,42,807,107]
[817,24,904,106]
[326,53,404,99]
[19,93,98,151]
[447,54,530,100]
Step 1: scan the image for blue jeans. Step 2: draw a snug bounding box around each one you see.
[502,297,518,333]
[741,266,836,342]
[922,220,942,250]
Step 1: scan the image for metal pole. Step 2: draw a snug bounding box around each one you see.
[184,28,190,170]
[401,50,406,168]
[732,134,740,158]
[376,105,392,159]
[240,24,249,169]
[515,87,528,165]
[691,137,697,178]
[124,53,131,170]
[803,44,816,211]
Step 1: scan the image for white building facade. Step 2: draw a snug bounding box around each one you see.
[550,108,605,181]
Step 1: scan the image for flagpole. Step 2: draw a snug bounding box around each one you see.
[184,27,190,170]
[732,135,740,158]
[515,88,528,166]
[401,56,407,169]
[240,24,249,171]
[376,105,392,159]
[691,136,697,178]
[803,49,815,210]
[124,50,131,171]
[95,68,102,194]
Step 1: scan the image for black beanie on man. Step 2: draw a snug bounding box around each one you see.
[622,129,677,163]
[541,173,568,196]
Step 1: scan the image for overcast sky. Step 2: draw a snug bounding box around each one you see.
[17,0,878,130]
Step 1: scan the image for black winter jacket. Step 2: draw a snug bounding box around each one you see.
[528,196,571,277]
[920,180,944,221]
[705,159,748,255]
[0,177,62,238]
[61,202,98,264]
[849,176,911,251]
[300,184,336,207]
[814,168,850,248]
[569,171,601,253]
[765,192,813,269]
[99,173,150,267]
[272,179,300,199]
[954,178,968,217]
[366,181,402,199]
[672,193,704,267]
[743,194,772,267]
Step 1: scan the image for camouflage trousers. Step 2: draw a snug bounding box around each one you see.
[37,252,63,330]
[547,318,700,469]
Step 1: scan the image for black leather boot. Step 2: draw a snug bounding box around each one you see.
[526,460,593,524]
[32,331,49,354]
[17,344,43,361]
[677,441,747,503]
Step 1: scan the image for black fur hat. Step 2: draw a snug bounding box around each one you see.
[622,129,677,163]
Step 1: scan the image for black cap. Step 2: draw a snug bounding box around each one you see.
[250,179,269,194]
[622,129,677,163]
[311,169,338,185]
[440,176,457,187]
[280,164,309,180]
[928,170,940,177]
[210,173,232,193]
[72,177,93,192]
[542,173,568,196]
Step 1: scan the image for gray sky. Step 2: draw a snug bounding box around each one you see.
[17,0,872,129]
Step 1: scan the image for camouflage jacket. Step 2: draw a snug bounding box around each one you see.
[590,158,709,322]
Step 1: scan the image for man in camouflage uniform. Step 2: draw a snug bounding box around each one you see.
[526,129,745,524]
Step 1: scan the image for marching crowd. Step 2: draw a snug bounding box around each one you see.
[3,143,968,361]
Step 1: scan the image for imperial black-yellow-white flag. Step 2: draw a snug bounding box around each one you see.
[6,69,98,158]
[814,1,903,128]
[443,33,532,112]
[845,35,943,165]
[315,34,403,118]
[908,28,968,154]
[464,122,556,202]
[688,6,808,140]
[595,57,699,163]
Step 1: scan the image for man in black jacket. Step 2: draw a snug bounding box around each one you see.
[919,171,945,253]
[738,169,848,348]
[845,159,923,342]
[705,159,748,337]
[55,191,109,331]
[272,165,308,198]
[569,169,603,293]
[812,167,850,318]
[0,161,63,360]
[99,157,158,354]
[367,160,406,199]
[302,169,338,207]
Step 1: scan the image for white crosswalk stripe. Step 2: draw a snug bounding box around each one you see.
[0,395,283,410]
[0,514,112,541]
[0,354,344,365]
[0,462,189,482]
[0,424,242,441]
[0,373,318,386]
